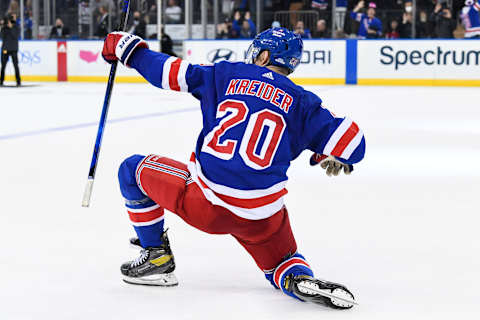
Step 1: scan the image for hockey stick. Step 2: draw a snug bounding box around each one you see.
[82,0,132,207]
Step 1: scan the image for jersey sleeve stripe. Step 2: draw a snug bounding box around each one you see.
[322,118,352,156]
[177,60,190,92]
[161,56,176,90]
[169,58,182,91]
[340,128,363,159]
[330,122,360,158]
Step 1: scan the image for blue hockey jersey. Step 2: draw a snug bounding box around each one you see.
[462,2,480,38]
[350,12,382,39]
[129,48,365,220]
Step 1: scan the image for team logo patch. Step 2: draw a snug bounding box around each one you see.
[289,57,299,67]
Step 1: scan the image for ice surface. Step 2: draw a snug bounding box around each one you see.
[1,82,479,320]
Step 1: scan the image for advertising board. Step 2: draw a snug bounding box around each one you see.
[357,40,480,86]
[183,40,346,85]
[0,41,57,82]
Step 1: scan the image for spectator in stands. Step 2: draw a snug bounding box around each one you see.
[144,0,157,24]
[95,6,109,38]
[335,0,348,32]
[233,10,256,38]
[430,2,456,38]
[385,19,400,39]
[128,11,146,39]
[311,0,329,22]
[16,9,32,39]
[161,28,177,57]
[49,18,70,39]
[461,0,480,38]
[399,11,413,38]
[7,0,19,16]
[165,0,182,24]
[232,10,242,35]
[312,19,328,38]
[416,9,431,38]
[243,11,256,34]
[217,18,237,39]
[240,19,255,38]
[351,1,382,38]
[294,20,312,39]
[289,0,304,27]
[216,22,229,39]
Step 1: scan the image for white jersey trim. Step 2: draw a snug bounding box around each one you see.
[192,156,287,199]
[161,56,176,90]
[187,160,285,220]
[341,128,364,159]
[178,60,190,92]
[323,117,352,156]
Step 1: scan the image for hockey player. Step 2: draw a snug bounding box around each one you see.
[102,28,365,309]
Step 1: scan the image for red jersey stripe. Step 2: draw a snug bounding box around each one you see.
[197,176,287,209]
[331,122,359,158]
[169,58,182,91]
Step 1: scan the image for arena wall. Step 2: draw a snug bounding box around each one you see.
[1,39,479,86]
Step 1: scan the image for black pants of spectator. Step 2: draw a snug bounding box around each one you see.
[1,50,21,86]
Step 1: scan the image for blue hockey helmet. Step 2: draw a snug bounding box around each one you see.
[245,28,303,74]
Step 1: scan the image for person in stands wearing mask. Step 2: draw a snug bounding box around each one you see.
[49,18,70,39]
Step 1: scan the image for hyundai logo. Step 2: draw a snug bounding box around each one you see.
[207,48,237,63]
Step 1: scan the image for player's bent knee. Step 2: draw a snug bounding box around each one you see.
[118,154,147,200]
[265,253,313,300]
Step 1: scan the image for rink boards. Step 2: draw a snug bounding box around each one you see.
[0,39,479,86]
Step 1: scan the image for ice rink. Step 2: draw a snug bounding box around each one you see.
[1,82,479,320]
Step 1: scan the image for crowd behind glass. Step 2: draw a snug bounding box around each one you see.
[0,0,478,40]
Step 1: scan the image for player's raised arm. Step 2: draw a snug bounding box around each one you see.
[102,32,209,99]
[302,92,365,176]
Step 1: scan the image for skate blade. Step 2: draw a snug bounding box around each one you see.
[123,272,178,287]
[297,282,357,308]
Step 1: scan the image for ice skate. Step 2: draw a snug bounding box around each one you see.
[284,275,356,309]
[121,232,178,286]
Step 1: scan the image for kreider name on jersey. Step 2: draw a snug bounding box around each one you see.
[225,78,294,113]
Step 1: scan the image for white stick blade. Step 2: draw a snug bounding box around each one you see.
[82,178,94,207]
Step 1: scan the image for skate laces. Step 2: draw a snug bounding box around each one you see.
[131,249,150,267]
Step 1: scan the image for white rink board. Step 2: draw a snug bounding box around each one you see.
[358,40,480,80]
[67,40,160,78]
[183,40,346,80]
[0,40,57,77]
